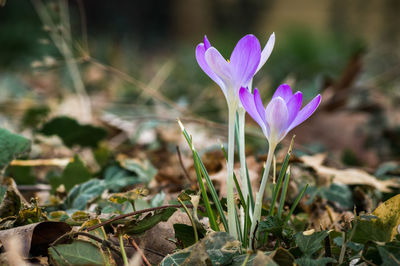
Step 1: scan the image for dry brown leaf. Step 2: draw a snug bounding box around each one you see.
[0,221,71,257]
[300,153,399,192]
[209,156,261,197]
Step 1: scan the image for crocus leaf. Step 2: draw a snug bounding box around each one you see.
[0,127,31,169]
[48,240,105,266]
[40,116,107,148]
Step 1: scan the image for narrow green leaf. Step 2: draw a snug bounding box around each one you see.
[270,136,294,216]
[277,168,291,218]
[284,184,308,225]
[178,121,219,231]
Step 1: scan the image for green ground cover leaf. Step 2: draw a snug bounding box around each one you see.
[48,156,92,192]
[6,165,36,185]
[40,116,107,148]
[160,232,240,266]
[353,194,400,243]
[48,240,105,265]
[64,179,106,210]
[0,127,30,169]
[232,251,277,266]
[121,207,176,234]
[295,257,336,266]
[295,230,329,257]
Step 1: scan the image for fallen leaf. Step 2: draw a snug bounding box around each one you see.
[300,153,399,192]
[371,194,400,240]
[0,221,71,257]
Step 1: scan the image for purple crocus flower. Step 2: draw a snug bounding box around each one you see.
[239,84,321,146]
[195,34,262,107]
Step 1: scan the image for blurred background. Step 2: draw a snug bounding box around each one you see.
[1,0,400,168]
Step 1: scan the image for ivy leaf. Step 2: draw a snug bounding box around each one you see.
[295,257,336,266]
[0,128,31,169]
[174,223,206,248]
[48,240,105,265]
[40,116,107,148]
[259,216,284,237]
[48,156,92,192]
[103,166,143,192]
[232,251,277,266]
[295,230,329,257]
[120,207,177,234]
[352,194,400,243]
[64,179,106,210]
[160,232,240,266]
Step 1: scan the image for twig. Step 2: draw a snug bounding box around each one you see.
[85,204,202,232]
[143,247,165,258]
[128,237,151,266]
[10,158,73,167]
[76,0,89,55]
[51,231,122,257]
[176,146,193,184]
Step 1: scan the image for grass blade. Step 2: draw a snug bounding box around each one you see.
[178,120,219,231]
[284,184,308,225]
[178,120,229,232]
[269,136,295,216]
[277,167,291,218]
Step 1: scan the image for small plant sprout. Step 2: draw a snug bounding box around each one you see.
[239,84,321,247]
[196,34,262,238]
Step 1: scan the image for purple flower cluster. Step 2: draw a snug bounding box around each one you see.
[196,34,274,106]
[240,85,321,146]
[196,34,320,144]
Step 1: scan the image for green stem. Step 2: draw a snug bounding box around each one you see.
[177,197,198,243]
[119,234,129,266]
[227,106,238,239]
[249,143,276,249]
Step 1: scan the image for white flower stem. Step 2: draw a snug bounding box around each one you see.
[227,106,238,239]
[249,143,276,249]
[237,107,249,233]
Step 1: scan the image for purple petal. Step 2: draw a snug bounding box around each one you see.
[239,87,266,130]
[286,91,303,126]
[204,35,211,50]
[288,94,321,131]
[272,84,293,103]
[253,88,267,125]
[229,34,261,89]
[205,47,233,90]
[196,44,227,96]
[255,32,275,74]
[265,97,289,141]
